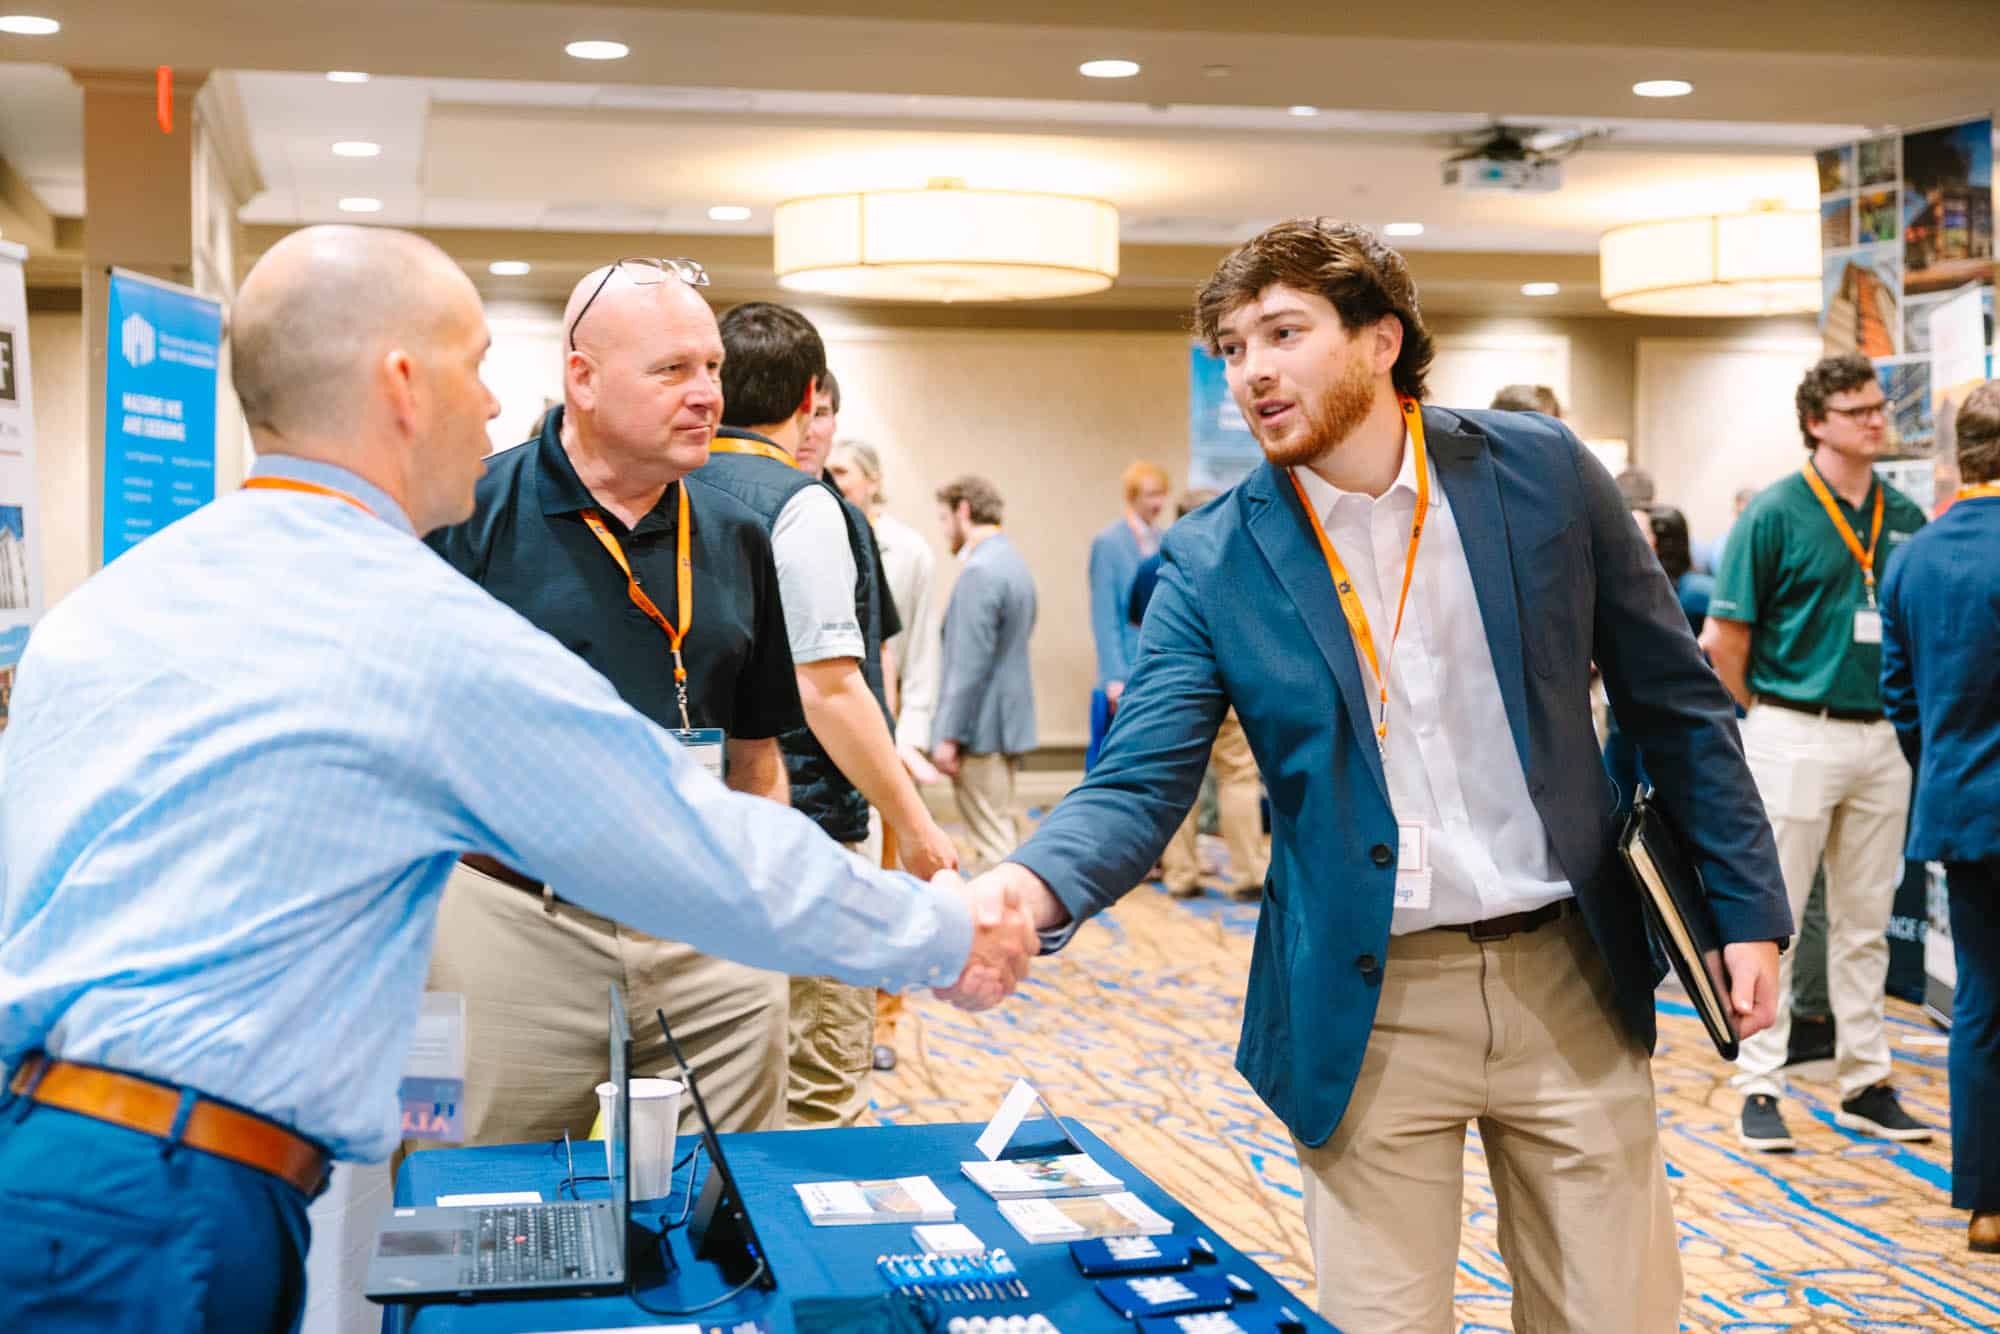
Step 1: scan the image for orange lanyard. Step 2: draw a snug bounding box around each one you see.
[1800,462,1885,606]
[581,482,695,731]
[242,476,375,517]
[1288,396,1430,753]
[1959,482,2000,501]
[709,436,799,469]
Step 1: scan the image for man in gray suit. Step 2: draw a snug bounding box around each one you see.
[931,475,1039,872]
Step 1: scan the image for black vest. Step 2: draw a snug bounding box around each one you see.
[699,428,891,845]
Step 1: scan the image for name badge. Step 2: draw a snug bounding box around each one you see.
[669,727,726,783]
[1853,608,1883,645]
[1394,822,1432,910]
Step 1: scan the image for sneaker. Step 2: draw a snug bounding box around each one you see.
[1971,1212,2000,1255]
[1739,1094,1796,1152]
[1836,1084,1932,1142]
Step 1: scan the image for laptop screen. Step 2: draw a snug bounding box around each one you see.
[608,983,631,1276]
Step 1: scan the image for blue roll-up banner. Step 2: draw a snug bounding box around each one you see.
[1187,344,1263,492]
[102,268,222,564]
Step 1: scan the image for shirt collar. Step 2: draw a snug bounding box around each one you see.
[1291,432,1418,521]
[532,405,598,518]
[248,454,415,536]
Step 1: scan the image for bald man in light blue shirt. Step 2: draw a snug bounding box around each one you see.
[0,225,1034,1334]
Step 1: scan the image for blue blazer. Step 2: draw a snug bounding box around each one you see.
[1880,494,2000,863]
[1087,518,1150,687]
[1013,407,1792,1147]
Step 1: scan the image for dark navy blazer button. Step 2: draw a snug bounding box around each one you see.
[1356,953,1378,973]
[1369,843,1393,867]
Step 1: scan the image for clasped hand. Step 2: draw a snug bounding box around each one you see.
[932,868,1040,1011]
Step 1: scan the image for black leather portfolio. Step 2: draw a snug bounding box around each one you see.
[1619,789,1741,1060]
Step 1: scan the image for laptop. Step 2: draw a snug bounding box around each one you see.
[657,1007,777,1291]
[366,984,633,1302]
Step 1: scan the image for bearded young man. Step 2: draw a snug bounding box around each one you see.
[965,218,1793,1331]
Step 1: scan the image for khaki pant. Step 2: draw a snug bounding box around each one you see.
[1161,710,1268,893]
[953,752,1020,873]
[1735,706,1910,1099]
[416,863,788,1148]
[1292,911,1681,1333]
[787,830,882,1127]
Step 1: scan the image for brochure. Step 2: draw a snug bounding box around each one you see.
[961,1152,1123,1199]
[793,1175,956,1226]
[996,1191,1173,1244]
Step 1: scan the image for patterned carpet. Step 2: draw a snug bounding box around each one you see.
[872,834,1990,1333]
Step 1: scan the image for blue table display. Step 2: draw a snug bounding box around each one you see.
[382,1120,1335,1333]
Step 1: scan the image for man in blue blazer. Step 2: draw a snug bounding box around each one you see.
[1880,380,2000,1256]
[974,219,1791,1331]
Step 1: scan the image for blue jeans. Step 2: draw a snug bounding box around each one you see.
[1949,860,2000,1212]
[0,1099,312,1332]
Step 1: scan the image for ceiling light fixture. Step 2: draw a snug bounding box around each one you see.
[1078,59,1140,79]
[0,15,60,35]
[326,71,371,84]
[337,196,383,213]
[774,179,1119,303]
[1632,79,1694,98]
[331,141,381,158]
[1521,282,1561,297]
[1384,222,1425,237]
[707,205,752,222]
[565,39,629,60]
[1599,204,1819,315]
[488,261,532,277]
[1287,105,1319,117]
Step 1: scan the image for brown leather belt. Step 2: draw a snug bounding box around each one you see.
[1430,898,1574,943]
[8,1054,331,1199]
[1754,694,1882,724]
[461,852,544,896]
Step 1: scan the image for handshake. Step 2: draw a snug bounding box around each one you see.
[930,863,1060,1012]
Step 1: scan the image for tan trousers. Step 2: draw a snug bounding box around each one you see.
[1161,710,1268,893]
[1735,706,1910,1099]
[1292,911,1681,1333]
[953,752,1020,873]
[416,863,788,1148]
[787,830,882,1127]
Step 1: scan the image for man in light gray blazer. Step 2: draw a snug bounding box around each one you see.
[931,475,1038,871]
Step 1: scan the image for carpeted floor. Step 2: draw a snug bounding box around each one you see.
[873,832,1990,1333]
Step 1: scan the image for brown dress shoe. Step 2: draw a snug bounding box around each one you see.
[1972,1212,2000,1254]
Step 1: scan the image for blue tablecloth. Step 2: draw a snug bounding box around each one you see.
[383,1119,1333,1333]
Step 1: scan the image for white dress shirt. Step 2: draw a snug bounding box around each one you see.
[1293,441,1572,933]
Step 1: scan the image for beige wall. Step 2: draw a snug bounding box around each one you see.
[27,306,88,610]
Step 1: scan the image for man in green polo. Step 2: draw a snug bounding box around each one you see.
[1702,352,1930,1153]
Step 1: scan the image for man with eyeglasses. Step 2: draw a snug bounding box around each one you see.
[413,257,810,1147]
[1703,352,1932,1152]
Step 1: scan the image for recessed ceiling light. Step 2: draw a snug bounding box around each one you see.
[565,39,629,60]
[707,205,752,222]
[1078,59,1140,79]
[0,15,60,35]
[331,141,381,158]
[326,71,370,84]
[1384,222,1425,237]
[1632,79,1693,98]
[1201,64,1233,79]
[337,196,383,214]
[488,261,532,277]
[1287,105,1319,118]
[1521,282,1561,297]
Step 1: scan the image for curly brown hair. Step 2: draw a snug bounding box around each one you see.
[935,474,1004,526]
[1958,381,2000,484]
[1194,218,1434,401]
[1794,353,1880,450]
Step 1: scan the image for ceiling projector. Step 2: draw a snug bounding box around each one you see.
[1441,124,1592,193]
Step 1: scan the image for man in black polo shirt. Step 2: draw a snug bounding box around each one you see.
[1703,352,1931,1153]
[420,259,801,1142]
[701,301,958,1126]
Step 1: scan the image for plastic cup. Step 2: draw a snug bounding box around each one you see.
[594,1076,681,1201]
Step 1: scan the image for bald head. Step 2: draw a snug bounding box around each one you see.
[232,225,479,443]
[564,262,717,361]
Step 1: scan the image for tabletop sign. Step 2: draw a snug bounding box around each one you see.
[975,1077,1088,1162]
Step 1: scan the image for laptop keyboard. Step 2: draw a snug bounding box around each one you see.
[463,1204,604,1286]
